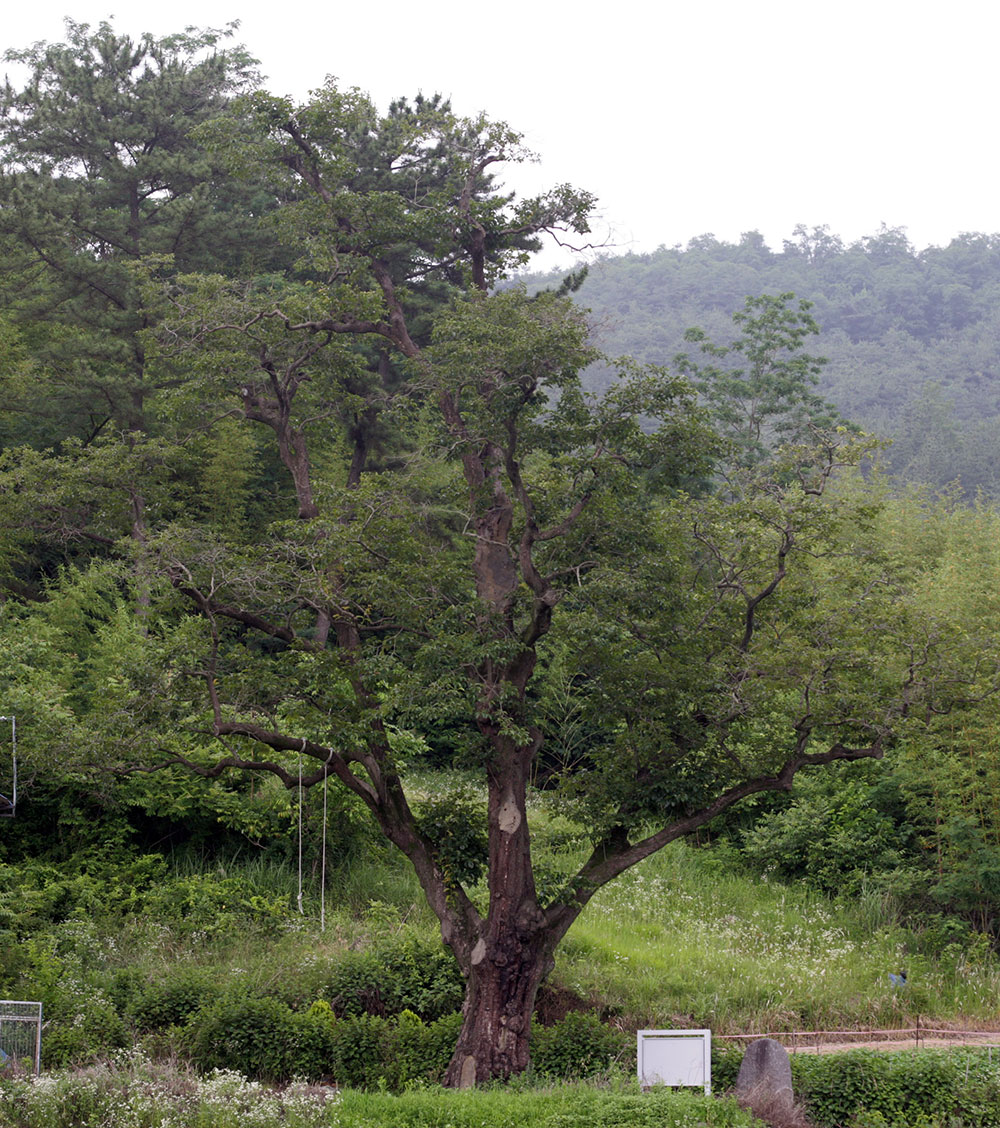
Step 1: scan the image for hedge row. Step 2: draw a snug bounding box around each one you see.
[715,1041,1000,1127]
[180,1001,630,1087]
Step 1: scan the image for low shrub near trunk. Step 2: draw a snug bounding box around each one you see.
[184,995,334,1082]
[182,995,629,1088]
[530,1012,631,1078]
[183,996,463,1087]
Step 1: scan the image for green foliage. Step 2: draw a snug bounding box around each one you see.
[320,934,465,1021]
[0,18,267,411]
[40,1004,129,1070]
[0,853,294,946]
[677,292,842,465]
[791,1048,1000,1128]
[130,967,223,1030]
[738,762,917,895]
[183,998,462,1088]
[710,1041,744,1092]
[415,786,488,887]
[530,1012,630,1078]
[184,995,335,1082]
[329,1012,387,1089]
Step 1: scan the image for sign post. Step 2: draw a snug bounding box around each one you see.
[637,1028,711,1095]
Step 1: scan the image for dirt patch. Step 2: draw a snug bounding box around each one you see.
[533,985,593,1025]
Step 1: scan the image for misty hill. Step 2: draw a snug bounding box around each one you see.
[524,225,1000,494]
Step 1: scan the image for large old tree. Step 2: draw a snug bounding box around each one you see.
[1,53,994,1084]
[123,88,989,1084]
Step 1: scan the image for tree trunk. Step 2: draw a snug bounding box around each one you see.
[443,925,554,1087]
[443,742,554,1087]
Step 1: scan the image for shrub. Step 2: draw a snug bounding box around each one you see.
[321,934,464,1020]
[531,1012,630,1078]
[381,1009,464,1089]
[711,1040,744,1091]
[331,1012,390,1090]
[184,996,335,1082]
[792,1048,1000,1128]
[414,787,488,887]
[130,967,223,1030]
[41,1000,128,1068]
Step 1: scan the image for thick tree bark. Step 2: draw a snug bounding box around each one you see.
[443,741,554,1086]
[444,924,554,1086]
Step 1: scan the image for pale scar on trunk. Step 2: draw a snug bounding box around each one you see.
[459,1054,477,1088]
[470,938,486,964]
[497,797,521,833]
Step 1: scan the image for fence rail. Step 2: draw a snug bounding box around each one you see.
[715,1022,1000,1055]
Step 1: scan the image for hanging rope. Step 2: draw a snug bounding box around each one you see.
[296,740,305,915]
[320,750,333,932]
[0,715,15,818]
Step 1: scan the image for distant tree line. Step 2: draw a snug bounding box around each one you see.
[522,225,1000,494]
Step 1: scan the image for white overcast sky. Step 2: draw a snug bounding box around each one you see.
[4,0,998,271]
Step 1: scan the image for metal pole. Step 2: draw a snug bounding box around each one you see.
[0,716,15,814]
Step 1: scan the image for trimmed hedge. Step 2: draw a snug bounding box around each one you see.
[792,1047,1000,1128]
[715,1043,1000,1128]
[182,999,631,1088]
[183,995,463,1087]
[531,1012,631,1078]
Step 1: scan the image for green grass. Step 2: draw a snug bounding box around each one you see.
[551,840,1000,1033]
[0,1054,759,1128]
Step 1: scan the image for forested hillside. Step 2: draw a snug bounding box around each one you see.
[523,226,1000,493]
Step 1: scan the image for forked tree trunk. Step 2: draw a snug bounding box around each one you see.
[443,925,554,1086]
[442,743,559,1086]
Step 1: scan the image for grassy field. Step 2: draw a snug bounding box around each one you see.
[553,841,1000,1033]
[81,828,1000,1038]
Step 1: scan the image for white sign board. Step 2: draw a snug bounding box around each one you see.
[637,1029,711,1094]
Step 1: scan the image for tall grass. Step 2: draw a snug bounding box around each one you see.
[553,840,1000,1033]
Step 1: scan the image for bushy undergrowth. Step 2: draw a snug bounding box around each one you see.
[180,1001,628,1088]
[530,1012,631,1078]
[0,1054,759,1128]
[795,1047,1000,1127]
[183,1000,464,1087]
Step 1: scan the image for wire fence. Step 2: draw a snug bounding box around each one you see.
[715,1019,1000,1056]
[0,1001,42,1076]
